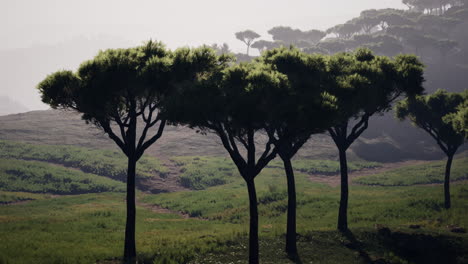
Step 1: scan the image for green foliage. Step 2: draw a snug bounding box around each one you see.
[354,156,468,186]
[396,89,466,155]
[38,41,171,125]
[443,90,468,139]
[0,158,125,194]
[328,48,425,121]
[0,140,167,181]
[258,47,338,138]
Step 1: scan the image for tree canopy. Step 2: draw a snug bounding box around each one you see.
[37,42,231,263]
[235,30,261,56]
[396,89,466,208]
[396,89,466,155]
[257,47,338,257]
[325,48,425,231]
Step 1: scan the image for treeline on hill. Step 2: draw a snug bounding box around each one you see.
[230,0,468,75]
[223,0,468,161]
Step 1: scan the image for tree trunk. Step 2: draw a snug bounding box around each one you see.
[337,148,349,232]
[124,155,137,263]
[246,178,259,264]
[444,155,453,209]
[282,157,298,258]
[247,45,250,56]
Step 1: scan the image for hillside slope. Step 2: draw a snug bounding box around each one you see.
[0,109,458,162]
[0,110,344,160]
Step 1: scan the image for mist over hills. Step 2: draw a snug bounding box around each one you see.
[0,35,132,110]
[0,96,28,116]
[1,2,467,162]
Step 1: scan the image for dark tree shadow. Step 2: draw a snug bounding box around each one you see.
[342,230,373,264]
[287,252,303,264]
[377,230,466,264]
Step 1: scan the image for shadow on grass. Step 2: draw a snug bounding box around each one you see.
[287,252,303,264]
[376,229,466,264]
[342,230,373,264]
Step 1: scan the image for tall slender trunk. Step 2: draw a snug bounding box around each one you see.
[444,155,453,209]
[124,114,137,264]
[282,156,298,257]
[124,155,137,263]
[246,178,259,264]
[337,147,349,232]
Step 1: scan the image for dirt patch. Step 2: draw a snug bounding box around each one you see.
[138,157,190,193]
[307,160,433,187]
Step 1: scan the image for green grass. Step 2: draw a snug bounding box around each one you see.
[1,155,468,263]
[0,158,125,194]
[170,156,381,191]
[0,192,242,264]
[354,156,468,186]
[0,140,168,182]
[0,191,47,204]
[142,166,468,230]
[268,159,381,175]
[1,173,467,263]
[170,156,238,190]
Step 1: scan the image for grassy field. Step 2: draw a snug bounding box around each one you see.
[354,156,468,186]
[268,159,381,175]
[0,139,467,263]
[170,156,381,190]
[0,191,48,204]
[0,140,168,182]
[1,159,466,263]
[0,158,125,194]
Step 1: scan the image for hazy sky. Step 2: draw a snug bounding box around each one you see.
[0,0,406,111]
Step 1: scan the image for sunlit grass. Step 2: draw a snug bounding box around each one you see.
[0,140,168,182]
[354,156,468,186]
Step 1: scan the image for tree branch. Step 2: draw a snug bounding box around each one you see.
[254,145,277,176]
[346,114,369,147]
[136,119,167,160]
[214,124,247,173]
[420,123,449,154]
[100,120,128,156]
[247,128,256,167]
[137,107,160,151]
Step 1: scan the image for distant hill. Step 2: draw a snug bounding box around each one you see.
[0,110,340,160]
[0,109,455,162]
[0,96,28,116]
